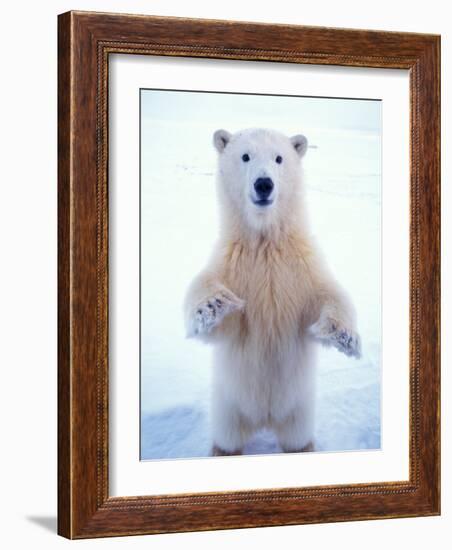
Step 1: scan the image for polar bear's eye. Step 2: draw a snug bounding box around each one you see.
[242,153,250,162]
[275,155,283,164]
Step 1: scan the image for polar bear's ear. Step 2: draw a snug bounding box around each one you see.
[290,134,308,158]
[213,129,232,153]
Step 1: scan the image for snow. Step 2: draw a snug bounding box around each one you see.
[140,90,381,460]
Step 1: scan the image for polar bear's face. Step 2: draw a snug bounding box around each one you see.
[213,128,308,231]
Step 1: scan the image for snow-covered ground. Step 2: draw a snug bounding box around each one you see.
[140,91,381,460]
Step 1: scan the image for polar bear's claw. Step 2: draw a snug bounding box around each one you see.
[333,329,361,358]
[189,290,244,337]
[309,316,361,359]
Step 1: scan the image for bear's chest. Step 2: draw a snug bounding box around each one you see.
[223,240,314,342]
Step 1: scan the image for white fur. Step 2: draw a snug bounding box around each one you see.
[185,128,361,454]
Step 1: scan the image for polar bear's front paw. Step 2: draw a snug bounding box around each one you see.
[309,317,361,359]
[188,289,245,337]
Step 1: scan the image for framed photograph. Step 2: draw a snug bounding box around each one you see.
[58,11,440,539]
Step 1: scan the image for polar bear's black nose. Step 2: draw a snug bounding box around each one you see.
[254,177,274,199]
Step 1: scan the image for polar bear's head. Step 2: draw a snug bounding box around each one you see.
[213,128,308,233]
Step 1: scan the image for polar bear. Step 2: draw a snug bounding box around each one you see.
[184,128,361,456]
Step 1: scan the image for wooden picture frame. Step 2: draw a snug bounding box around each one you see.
[58,11,440,539]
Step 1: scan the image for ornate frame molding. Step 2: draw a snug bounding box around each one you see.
[58,11,440,538]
